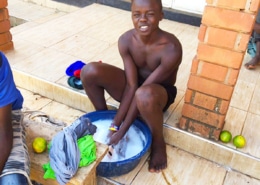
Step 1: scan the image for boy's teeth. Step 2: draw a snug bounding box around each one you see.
[140,26,148,31]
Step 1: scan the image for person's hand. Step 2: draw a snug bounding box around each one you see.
[108,129,125,146]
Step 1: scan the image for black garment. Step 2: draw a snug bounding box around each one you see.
[138,79,177,112]
[162,85,177,112]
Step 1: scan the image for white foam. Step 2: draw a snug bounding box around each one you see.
[92,119,146,162]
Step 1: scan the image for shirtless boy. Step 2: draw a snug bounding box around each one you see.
[81,0,182,172]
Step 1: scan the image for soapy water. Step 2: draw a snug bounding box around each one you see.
[92,119,147,162]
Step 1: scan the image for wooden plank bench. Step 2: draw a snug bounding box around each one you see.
[25,119,108,185]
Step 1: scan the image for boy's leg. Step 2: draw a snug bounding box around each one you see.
[135,84,169,173]
[80,62,126,110]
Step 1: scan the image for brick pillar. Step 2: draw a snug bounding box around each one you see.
[180,0,260,140]
[0,0,13,51]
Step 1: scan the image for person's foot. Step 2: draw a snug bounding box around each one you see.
[148,139,167,173]
[244,57,260,69]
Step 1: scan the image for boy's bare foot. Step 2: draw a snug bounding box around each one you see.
[244,57,260,69]
[148,139,167,173]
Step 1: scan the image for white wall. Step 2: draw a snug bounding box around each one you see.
[162,0,206,15]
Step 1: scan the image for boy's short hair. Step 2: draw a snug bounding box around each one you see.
[131,0,163,10]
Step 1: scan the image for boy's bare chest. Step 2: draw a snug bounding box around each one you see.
[130,46,162,69]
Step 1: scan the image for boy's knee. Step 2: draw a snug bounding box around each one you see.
[135,86,154,105]
[81,62,100,79]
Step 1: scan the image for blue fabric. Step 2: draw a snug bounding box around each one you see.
[247,37,257,58]
[49,117,96,185]
[0,52,23,110]
[0,173,29,185]
[65,60,86,77]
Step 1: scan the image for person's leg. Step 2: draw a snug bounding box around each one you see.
[0,173,29,185]
[245,41,260,69]
[80,62,126,110]
[135,84,168,173]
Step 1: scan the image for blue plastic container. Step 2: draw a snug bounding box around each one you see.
[82,110,152,177]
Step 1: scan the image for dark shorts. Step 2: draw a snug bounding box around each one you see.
[138,79,177,112]
[162,84,177,112]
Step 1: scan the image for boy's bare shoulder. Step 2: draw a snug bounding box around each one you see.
[159,30,182,57]
[119,29,135,42]
[163,30,181,46]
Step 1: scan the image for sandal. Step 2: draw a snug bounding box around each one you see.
[67,76,84,90]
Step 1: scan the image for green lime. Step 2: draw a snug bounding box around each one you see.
[233,135,246,148]
[219,130,232,143]
[32,137,47,153]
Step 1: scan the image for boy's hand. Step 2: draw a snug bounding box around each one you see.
[108,129,125,146]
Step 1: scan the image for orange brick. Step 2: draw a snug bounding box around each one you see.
[188,120,211,138]
[0,19,10,33]
[182,103,225,128]
[206,27,237,49]
[0,31,12,45]
[187,75,234,100]
[206,0,213,4]
[250,0,260,11]
[193,92,217,110]
[198,24,207,42]
[202,6,255,33]
[0,41,13,51]
[216,0,247,10]
[190,56,199,74]
[218,99,230,114]
[211,128,222,141]
[198,61,228,82]
[0,8,9,21]
[179,117,188,130]
[0,0,7,8]
[226,68,239,85]
[236,33,251,52]
[197,43,244,69]
[184,89,193,103]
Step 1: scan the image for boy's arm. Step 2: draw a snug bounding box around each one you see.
[0,104,13,172]
[143,41,182,86]
[112,33,138,127]
[108,33,140,145]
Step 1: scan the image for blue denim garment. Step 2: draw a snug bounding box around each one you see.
[0,173,29,185]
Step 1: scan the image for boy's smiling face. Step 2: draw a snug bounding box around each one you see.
[131,0,163,36]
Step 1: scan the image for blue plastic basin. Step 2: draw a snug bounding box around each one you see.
[82,110,152,177]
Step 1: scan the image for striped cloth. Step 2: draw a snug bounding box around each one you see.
[0,110,32,185]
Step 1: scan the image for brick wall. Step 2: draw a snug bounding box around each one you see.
[0,0,13,51]
[180,0,260,140]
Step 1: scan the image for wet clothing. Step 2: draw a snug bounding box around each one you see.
[47,117,96,185]
[0,52,31,185]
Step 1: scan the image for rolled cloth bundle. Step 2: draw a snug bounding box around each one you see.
[49,117,97,185]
